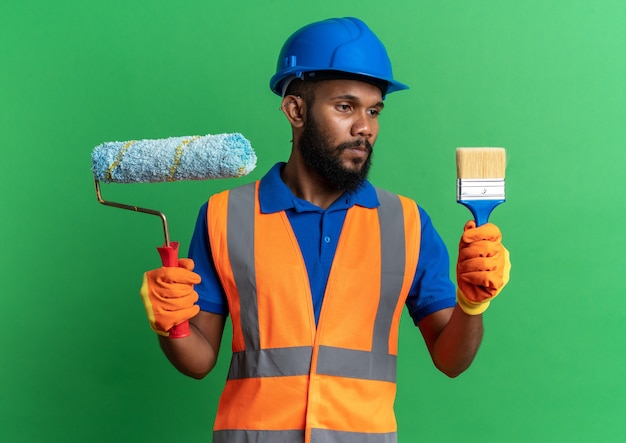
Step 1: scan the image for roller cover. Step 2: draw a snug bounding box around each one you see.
[92,133,256,183]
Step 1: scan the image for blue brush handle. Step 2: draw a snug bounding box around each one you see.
[458,199,504,226]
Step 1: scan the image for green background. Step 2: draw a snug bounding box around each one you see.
[2,0,625,441]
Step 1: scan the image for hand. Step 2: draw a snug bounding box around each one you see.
[456,221,511,315]
[139,258,201,336]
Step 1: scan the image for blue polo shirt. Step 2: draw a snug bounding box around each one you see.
[188,163,456,326]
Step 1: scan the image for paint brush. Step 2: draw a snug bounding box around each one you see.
[456,147,506,226]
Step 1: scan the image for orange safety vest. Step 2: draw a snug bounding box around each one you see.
[207,181,421,443]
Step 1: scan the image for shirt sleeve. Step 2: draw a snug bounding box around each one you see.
[187,202,229,316]
[405,205,457,325]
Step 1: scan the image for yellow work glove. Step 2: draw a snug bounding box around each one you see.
[456,221,511,315]
[139,258,201,336]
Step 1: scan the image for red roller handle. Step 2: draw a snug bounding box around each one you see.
[156,241,191,338]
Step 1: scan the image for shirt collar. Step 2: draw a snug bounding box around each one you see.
[259,162,379,214]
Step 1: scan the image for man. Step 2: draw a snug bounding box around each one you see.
[140,17,510,443]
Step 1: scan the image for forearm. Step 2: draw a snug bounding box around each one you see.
[158,333,215,379]
[430,304,484,378]
[158,313,225,379]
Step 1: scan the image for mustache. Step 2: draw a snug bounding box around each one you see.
[338,139,373,153]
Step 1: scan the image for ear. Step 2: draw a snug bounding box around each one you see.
[281,95,305,128]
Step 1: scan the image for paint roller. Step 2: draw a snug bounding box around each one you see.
[91,133,257,338]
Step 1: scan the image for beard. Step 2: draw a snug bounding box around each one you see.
[298,114,373,193]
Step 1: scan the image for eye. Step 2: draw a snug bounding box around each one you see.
[367,108,381,117]
[336,103,352,112]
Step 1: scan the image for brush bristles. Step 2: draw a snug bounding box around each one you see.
[456,147,506,179]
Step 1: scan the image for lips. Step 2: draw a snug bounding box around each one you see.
[346,146,368,155]
[341,140,372,153]
[342,146,370,165]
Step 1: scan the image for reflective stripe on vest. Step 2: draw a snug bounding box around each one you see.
[208,181,420,443]
[214,429,397,443]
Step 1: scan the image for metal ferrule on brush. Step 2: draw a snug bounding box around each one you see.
[456,178,506,201]
[456,178,506,226]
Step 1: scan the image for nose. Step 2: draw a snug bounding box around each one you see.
[351,110,375,139]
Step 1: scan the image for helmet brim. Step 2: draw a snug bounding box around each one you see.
[270,68,409,98]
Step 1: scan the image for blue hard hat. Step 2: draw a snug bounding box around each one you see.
[270,17,409,97]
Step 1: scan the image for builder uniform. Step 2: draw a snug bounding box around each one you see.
[188,16,458,443]
[188,162,457,443]
[138,16,510,443]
